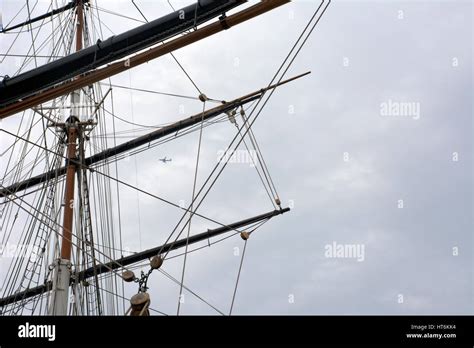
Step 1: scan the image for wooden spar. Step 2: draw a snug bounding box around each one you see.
[79,208,290,280]
[0,0,90,33]
[0,0,291,119]
[0,207,290,307]
[0,1,246,107]
[0,71,310,198]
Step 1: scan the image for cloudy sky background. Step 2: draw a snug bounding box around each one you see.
[0,0,472,315]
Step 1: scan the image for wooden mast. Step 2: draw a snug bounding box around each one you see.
[49,0,84,315]
[61,0,83,260]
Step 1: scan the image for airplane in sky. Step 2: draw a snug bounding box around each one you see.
[159,157,172,164]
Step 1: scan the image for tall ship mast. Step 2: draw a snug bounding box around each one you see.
[0,0,330,315]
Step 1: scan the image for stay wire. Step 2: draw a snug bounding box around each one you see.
[132,0,203,95]
[229,239,247,315]
[177,101,206,315]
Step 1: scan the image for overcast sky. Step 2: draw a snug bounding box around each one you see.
[0,0,473,315]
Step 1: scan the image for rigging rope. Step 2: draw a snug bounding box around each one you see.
[89,5,146,24]
[239,108,280,204]
[99,83,201,102]
[128,71,143,252]
[177,101,206,315]
[233,116,277,208]
[160,268,225,316]
[229,239,247,315]
[132,0,204,96]
[109,86,127,313]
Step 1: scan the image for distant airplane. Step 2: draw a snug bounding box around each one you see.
[159,157,172,164]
